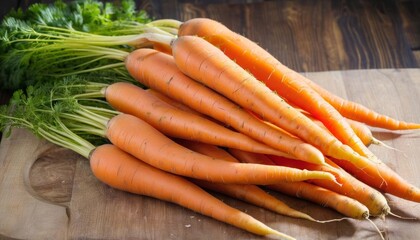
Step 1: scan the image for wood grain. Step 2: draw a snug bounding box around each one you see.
[0,129,68,240]
[1,69,419,240]
[397,0,420,65]
[1,0,418,107]
[150,0,418,72]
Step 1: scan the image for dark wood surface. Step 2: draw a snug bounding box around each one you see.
[2,0,419,72]
[0,0,419,106]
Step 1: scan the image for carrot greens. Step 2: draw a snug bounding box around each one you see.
[0,0,179,90]
[0,85,96,158]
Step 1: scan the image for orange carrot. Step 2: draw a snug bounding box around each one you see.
[167,35,378,168]
[270,110,419,202]
[227,148,390,217]
[146,88,236,129]
[103,82,292,157]
[267,182,369,220]
[301,76,420,130]
[146,88,201,115]
[168,34,362,164]
[125,48,324,165]
[91,144,294,239]
[345,118,391,147]
[176,139,318,222]
[228,148,370,219]
[177,18,375,160]
[344,118,401,151]
[302,110,379,147]
[331,156,420,203]
[175,138,246,162]
[152,41,173,55]
[105,113,336,185]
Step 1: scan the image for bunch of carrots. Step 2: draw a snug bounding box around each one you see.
[1,3,420,238]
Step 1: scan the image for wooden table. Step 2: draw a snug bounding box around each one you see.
[1,1,420,239]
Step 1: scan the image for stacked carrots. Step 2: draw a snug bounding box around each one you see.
[1,15,420,239]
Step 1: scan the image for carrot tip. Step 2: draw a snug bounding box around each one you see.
[388,211,418,220]
[314,217,351,223]
[373,137,404,153]
[366,217,385,240]
[265,232,296,240]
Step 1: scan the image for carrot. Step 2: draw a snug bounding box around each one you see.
[146,88,201,115]
[227,148,370,219]
[301,76,420,130]
[102,82,293,157]
[345,118,398,149]
[105,113,336,185]
[279,111,420,202]
[267,182,369,220]
[175,138,248,162]
[345,118,376,146]
[331,156,420,203]
[302,110,384,148]
[176,139,319,222]
[125,48,325,165]
[91,144,294,239]
[152,42,172,55]
[146,88,238,129]
[177,18,376,161]
[162,34,379,169]
[227,148,390,217]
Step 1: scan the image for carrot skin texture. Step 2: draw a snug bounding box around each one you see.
[146,88,202,115]
[105,114,336,185]
[168,35,371,168]
[332,157,420,203]
[192,179,316,221]
[177,18,374,160]
[90,144,294,239]
[228,149,370,219]
[270,156,390,216]
[125,48,324,165]
[177,139,316,221]
[228,148,389,217]
[104,82,290,157]
[345,118,374,146]
[305,112,374,147]
[267,182,369,220]
[152,42,172,55]
[302,76,420,130]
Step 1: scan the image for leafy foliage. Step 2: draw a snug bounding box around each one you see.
[4,0,151,33]
[0,0,154,90]
[0,76,114,157]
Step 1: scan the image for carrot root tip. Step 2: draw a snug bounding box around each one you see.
[388,211,418,220]
[265,232,296,240]
[314,217,351,223]
[366,217,385,240]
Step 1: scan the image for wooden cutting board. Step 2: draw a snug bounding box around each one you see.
[1,69,420,240]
